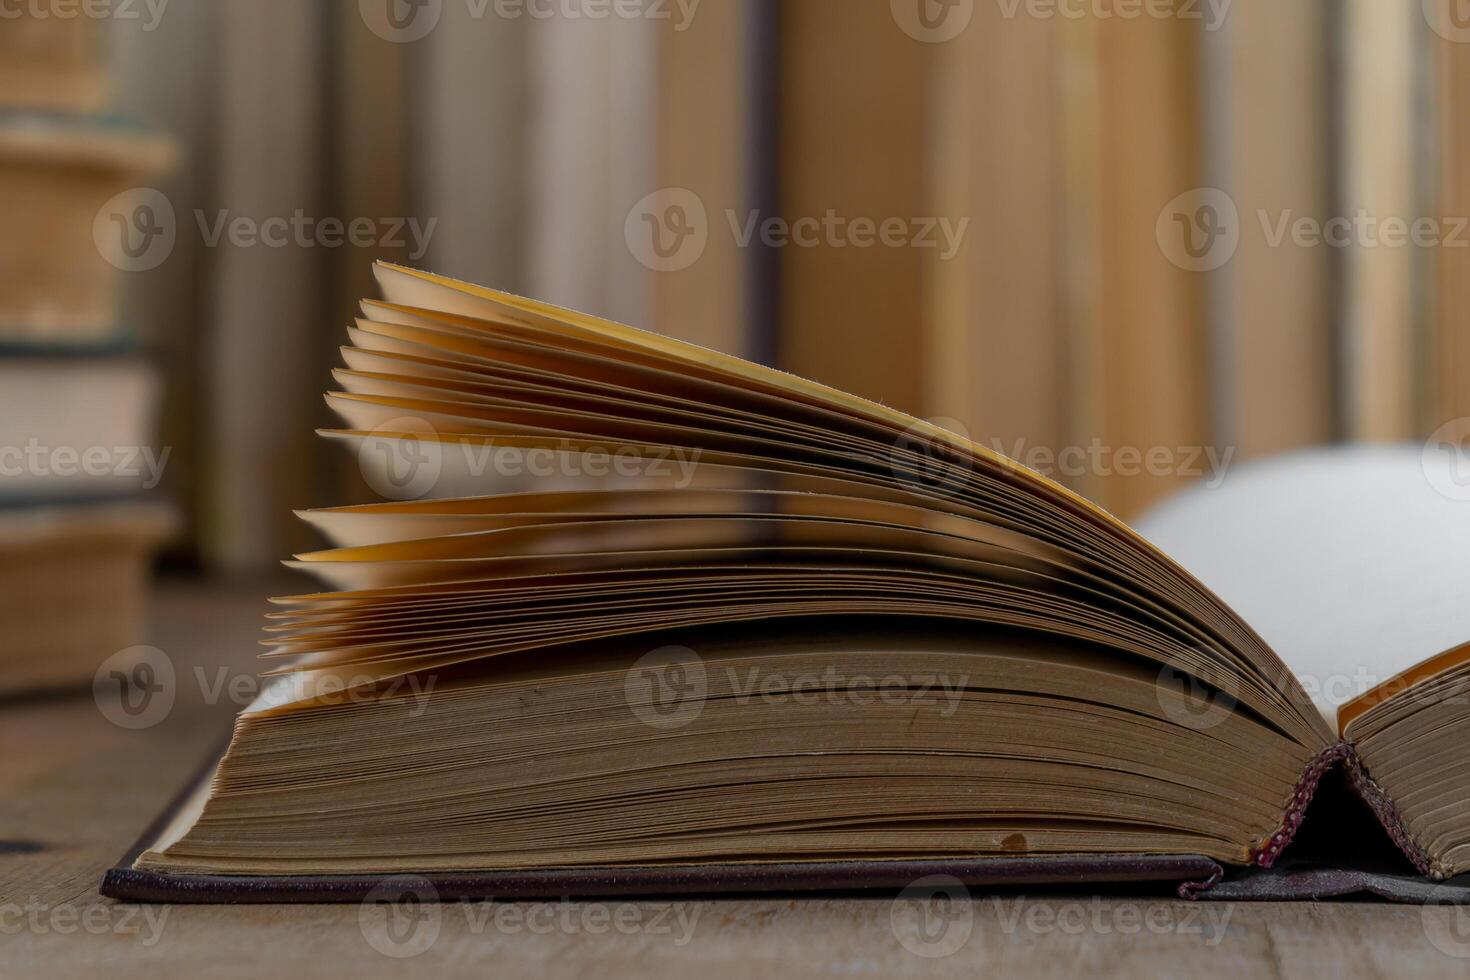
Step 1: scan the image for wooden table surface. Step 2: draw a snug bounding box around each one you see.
[4,578,1469,979]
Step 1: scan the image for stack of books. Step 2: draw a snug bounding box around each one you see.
[0,13,175,694]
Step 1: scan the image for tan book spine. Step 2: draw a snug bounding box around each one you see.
[775,0,928,416]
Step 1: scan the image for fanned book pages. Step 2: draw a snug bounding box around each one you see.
[105,263,1470,903]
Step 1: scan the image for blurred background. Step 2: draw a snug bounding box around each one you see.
[4,0,1470,689]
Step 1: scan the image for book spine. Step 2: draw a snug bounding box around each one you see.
[1342,750,1436,879]
[1254,742,1432,877]
[1180,740,1434,899]
[1249,742,1355,870]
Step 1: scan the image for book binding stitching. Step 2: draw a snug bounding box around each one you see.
[1180,740,1434,898]
[1341,752,1436,878]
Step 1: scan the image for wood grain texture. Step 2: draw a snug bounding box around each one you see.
[4,580,1470,978]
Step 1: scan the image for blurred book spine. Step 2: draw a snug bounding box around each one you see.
[0,11,176,695]
[0,115,175,343]
[1430,0,1470,431]
[0,7,106,113]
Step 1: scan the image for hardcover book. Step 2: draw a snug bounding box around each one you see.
[0,117,175,344]
[0,355,173,695]
[0,499,174,696]
[105,262,1470,903]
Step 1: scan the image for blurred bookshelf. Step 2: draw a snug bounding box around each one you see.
[46,0,1470,574]
[0,10,176,694]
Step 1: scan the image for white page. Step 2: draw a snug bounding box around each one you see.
[1135,444,1470,726]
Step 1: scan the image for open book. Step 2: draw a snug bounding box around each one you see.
[105,263,1470,902]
